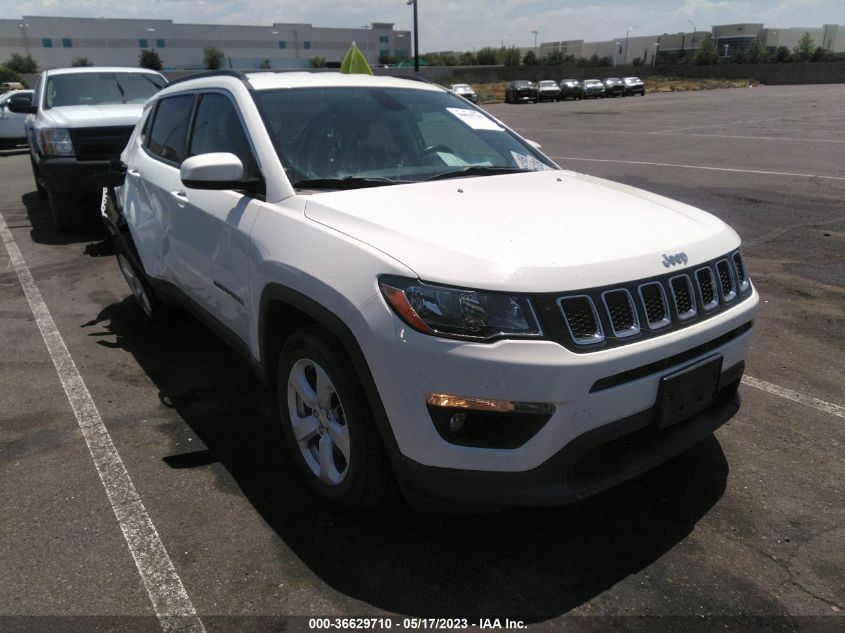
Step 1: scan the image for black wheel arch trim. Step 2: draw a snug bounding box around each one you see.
[258,283,404,463]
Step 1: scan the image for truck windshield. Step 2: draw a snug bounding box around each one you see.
[252,86,555,187]
[45,73,166,108]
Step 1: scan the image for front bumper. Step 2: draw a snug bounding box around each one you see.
[36,157,112,195]
[358,286,757,502]
[398,372,741,506]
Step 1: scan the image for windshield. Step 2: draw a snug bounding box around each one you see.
[253,87,555,188]
[539,81,557,87]
[452,84,470,90]
[45,72,166,108]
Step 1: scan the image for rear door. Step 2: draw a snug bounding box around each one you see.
[126,92,196,284]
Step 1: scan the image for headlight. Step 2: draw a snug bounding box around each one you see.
[40,128,74,156]
[379,276,543,341]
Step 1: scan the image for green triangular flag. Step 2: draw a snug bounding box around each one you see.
[340,42,373,75]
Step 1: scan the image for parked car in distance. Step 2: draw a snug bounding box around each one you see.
[10,67,167,231]
[449,83,478,103]
[558,79,584,100]
[103,70,758,512]
[623,76,646,96]
[582,79,606,98]
[536,80,562,102]
[0,89,34,148]
[603,77,625,97]
[504,80,537,104]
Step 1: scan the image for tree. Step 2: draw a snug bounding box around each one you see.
[523,50,538,65]
[310,56,327,68]
[793,32,815,62]
[139,49,163,70]
[542,50,564,65]
[0,66,22,85]
[4,52,38,74]
[259,58,271,69]
[747,38,769,63]
[588,53,600,66]
[598,55,613,67]
[811,46,835,62]
[71,57,93,67]
[496,45,521,66]
[458,51,476,65]
[774,45,792,62]
[476,47,498,65]
[203,46,225,70]
[693,35,718,65]
[632,57,643,66]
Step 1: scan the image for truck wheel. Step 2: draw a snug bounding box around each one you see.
[47,189,88,232]
[278,326,393,511]
[30,157,47,199]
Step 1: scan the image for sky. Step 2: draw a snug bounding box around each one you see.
[1,0,843,51]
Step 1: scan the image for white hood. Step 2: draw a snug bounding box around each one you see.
[303,170,740,293]
[39,104,144,128]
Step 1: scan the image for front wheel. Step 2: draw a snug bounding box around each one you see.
[278,327,393,511]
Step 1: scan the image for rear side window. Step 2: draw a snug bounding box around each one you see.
[188,93,258,178]
[147,94,195,165]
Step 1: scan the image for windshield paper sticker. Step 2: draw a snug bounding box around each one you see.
[446,108,504,131]
[511,151,553,171]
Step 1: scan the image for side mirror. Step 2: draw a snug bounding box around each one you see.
[180,153,246,190]
[525,139,543,150]
[7,95,37,114]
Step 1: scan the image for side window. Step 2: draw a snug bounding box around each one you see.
[139,104,155,144]
[147,94,195,165]
[189,93,259,179]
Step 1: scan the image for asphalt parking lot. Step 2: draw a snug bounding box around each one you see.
[1,83,842,633]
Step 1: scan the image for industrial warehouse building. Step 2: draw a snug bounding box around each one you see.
[0,16,411,69]
[540,23,845,65]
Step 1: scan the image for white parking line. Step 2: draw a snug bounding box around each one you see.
[742,375,845,419]
[653,131,845,144]
[0,212,206,633]
[550,156,845,181]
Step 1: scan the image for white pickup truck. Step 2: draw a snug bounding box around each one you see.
[10,67,166,231]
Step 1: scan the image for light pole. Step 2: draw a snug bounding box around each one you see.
[624,26,638,65]
[614,41,620,66]
[532,30,538,54]
[18,23,30,56]
[686,19,696,57]
[723,44,730,58]
[360,25,371,63]
[653,42,660,66]
[406,0,419,72]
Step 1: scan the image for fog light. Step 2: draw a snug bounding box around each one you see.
[426,392,554,415]
[449,412,468,432]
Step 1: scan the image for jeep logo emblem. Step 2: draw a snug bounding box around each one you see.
[662,252,688,268]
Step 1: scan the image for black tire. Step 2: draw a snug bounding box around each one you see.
[114,240,175,322]
[47,188,90,232]
[30,157,47,199]
[277,326,394,511]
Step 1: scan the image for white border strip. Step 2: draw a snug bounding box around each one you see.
[550,156,845,181]
[742,375,845,419]
[0,212,206,633]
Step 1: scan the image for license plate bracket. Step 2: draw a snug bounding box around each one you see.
[656,354,723,428]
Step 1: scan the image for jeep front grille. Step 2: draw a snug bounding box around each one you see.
[553,251,752,352]
[602,289,639,337]
[557,295,604,345]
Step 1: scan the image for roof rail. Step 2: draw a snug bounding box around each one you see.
[166,69,253,89]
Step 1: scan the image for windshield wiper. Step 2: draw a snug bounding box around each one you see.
[422,166,531,181]
[291,176,411,190]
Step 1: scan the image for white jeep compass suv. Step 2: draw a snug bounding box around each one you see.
[103,70,758,510]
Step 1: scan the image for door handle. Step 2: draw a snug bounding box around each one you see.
[170,190,189,207]
[127,168,141,177]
